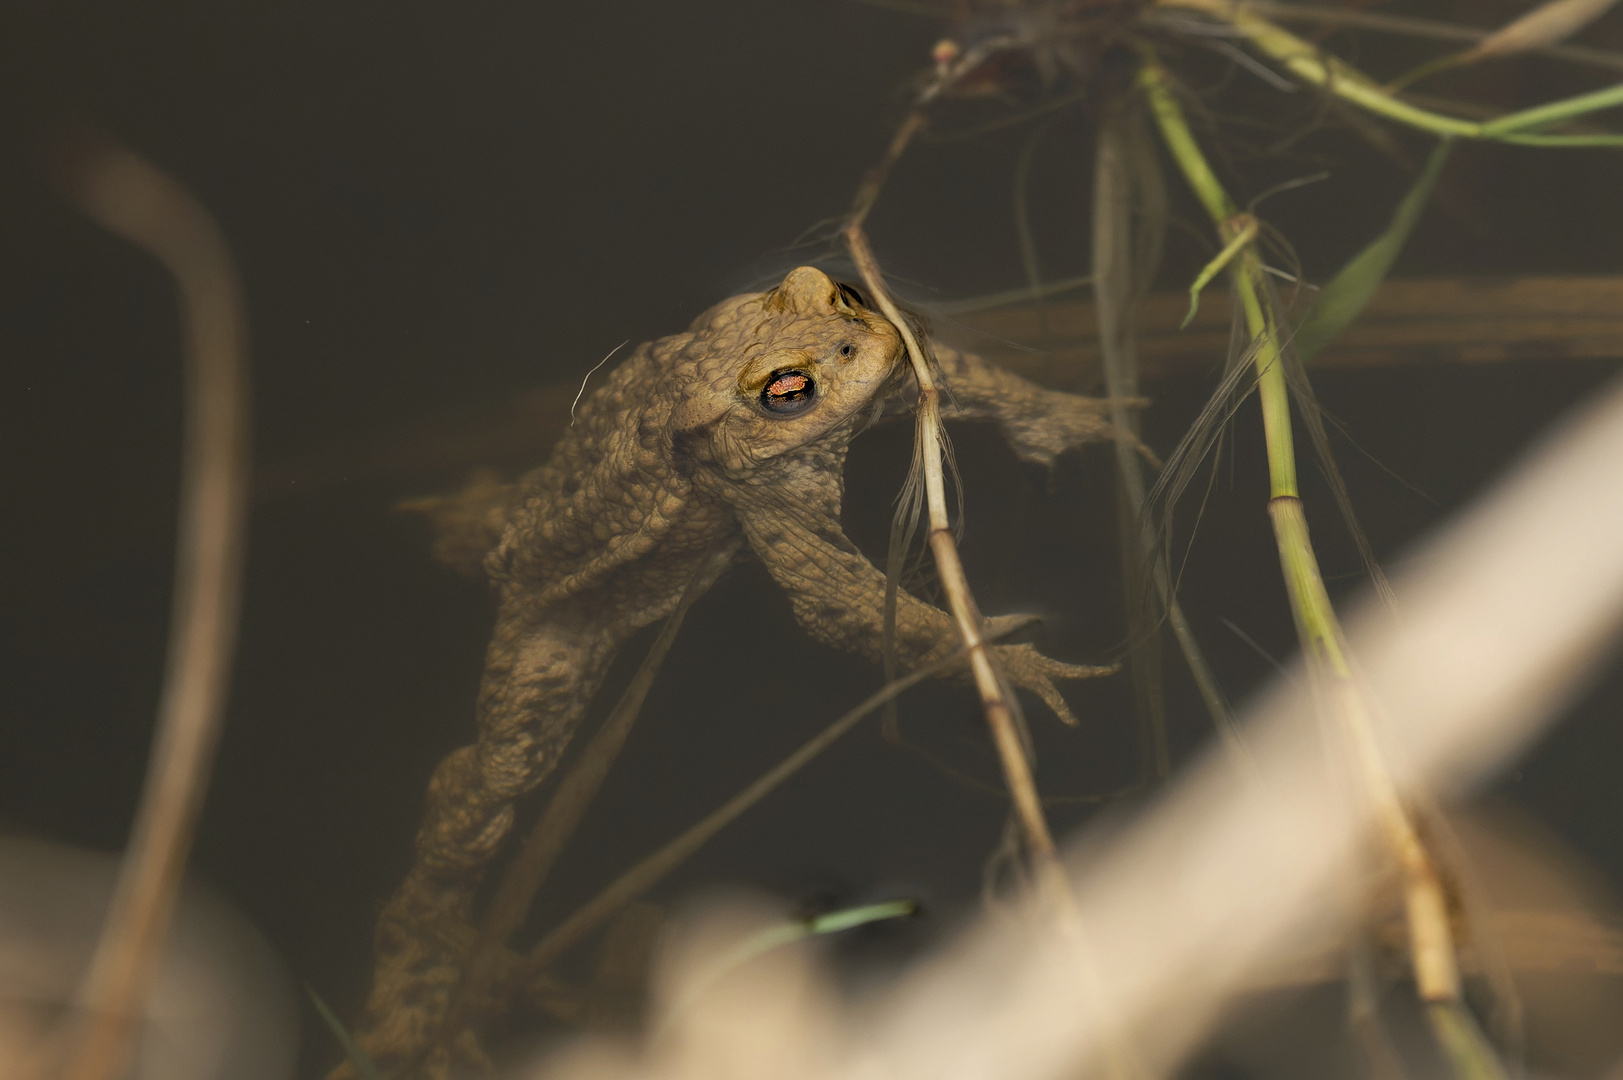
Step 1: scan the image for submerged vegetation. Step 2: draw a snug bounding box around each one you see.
[323,3,1623,1075]
[816,4,1623,1078]
[20,3,1623,1079]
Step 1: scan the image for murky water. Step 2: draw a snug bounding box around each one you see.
[2,2,1622,1077]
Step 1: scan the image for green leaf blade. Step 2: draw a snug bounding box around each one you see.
[1295,140,1453,363]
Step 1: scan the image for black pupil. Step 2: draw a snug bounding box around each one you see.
[762,371,815,414]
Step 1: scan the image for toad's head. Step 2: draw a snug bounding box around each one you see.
[670,265,906,475]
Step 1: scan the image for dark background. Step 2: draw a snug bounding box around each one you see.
[1,2,1621,1075]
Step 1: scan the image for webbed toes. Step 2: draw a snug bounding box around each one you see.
[993,644,1120,727]
[1026,672,1081,727]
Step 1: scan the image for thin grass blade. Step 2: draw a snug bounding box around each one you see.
[306,986,384,1080]
[1295,140,1452,363]
[1468,0,1622,62]
[515,633,1000,981]
[1390,0,1622,89]
[1183,216,1258,329]
[1482,79,1623,134]
[882,424,929,740]
[1095,105,1172,780]
[662,900,918,1025]
[1014,121,1054,346]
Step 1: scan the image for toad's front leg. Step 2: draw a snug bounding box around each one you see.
[723,446,1113,724]
[920,345,1153,467]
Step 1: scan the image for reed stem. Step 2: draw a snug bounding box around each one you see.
[846,220,1068,896]
[1138,55,1504,1080]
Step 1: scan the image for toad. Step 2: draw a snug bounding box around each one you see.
[354,265,1129,1070]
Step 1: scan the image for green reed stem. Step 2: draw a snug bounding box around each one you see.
[1143,58,1329,652]
[1138,54,1509,1080]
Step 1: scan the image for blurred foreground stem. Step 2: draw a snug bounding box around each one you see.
[53,136,250,1080]
[1137,56,1508,1080]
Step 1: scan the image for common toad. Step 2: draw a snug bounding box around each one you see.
[355,265,1128,1070]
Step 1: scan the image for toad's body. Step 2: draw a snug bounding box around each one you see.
[358,267,1124,1069]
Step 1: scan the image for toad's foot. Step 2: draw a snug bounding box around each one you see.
[993,643,1118,727]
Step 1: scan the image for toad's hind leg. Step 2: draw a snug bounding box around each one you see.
[348,610,618,1075]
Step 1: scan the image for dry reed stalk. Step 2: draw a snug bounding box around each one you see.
[843,221,1068,896]
[842,95,1072,901]
[251,276,1623,503]
[844,101,1142,1080]
[48,136,250,1080]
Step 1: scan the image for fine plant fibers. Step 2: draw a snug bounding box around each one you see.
[1139,55,1494,1077]
[825,3,1623,1080]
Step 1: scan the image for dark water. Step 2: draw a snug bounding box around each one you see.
[1,2,1622,1076]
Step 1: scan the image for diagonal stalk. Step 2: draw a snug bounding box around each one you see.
[847,103,1144,1080]
[846,222,1068,897]
[1138,56,1508,1080]
[512,635,988,982]
[846,107,1070,901]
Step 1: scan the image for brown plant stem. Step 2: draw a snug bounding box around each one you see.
[842,60,1107,916]
[51,134,251,1080]
[846,221,1068,896]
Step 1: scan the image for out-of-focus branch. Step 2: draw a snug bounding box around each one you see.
[541,366,1623,1080]
[49,133,251,1080]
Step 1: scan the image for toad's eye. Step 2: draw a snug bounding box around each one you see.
[837,342,855,359]
[761,369,817,416]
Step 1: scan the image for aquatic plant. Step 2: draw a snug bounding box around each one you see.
[318,4,1623,1077]
[826,3,1623,1078]
[24,5,1623,1080]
